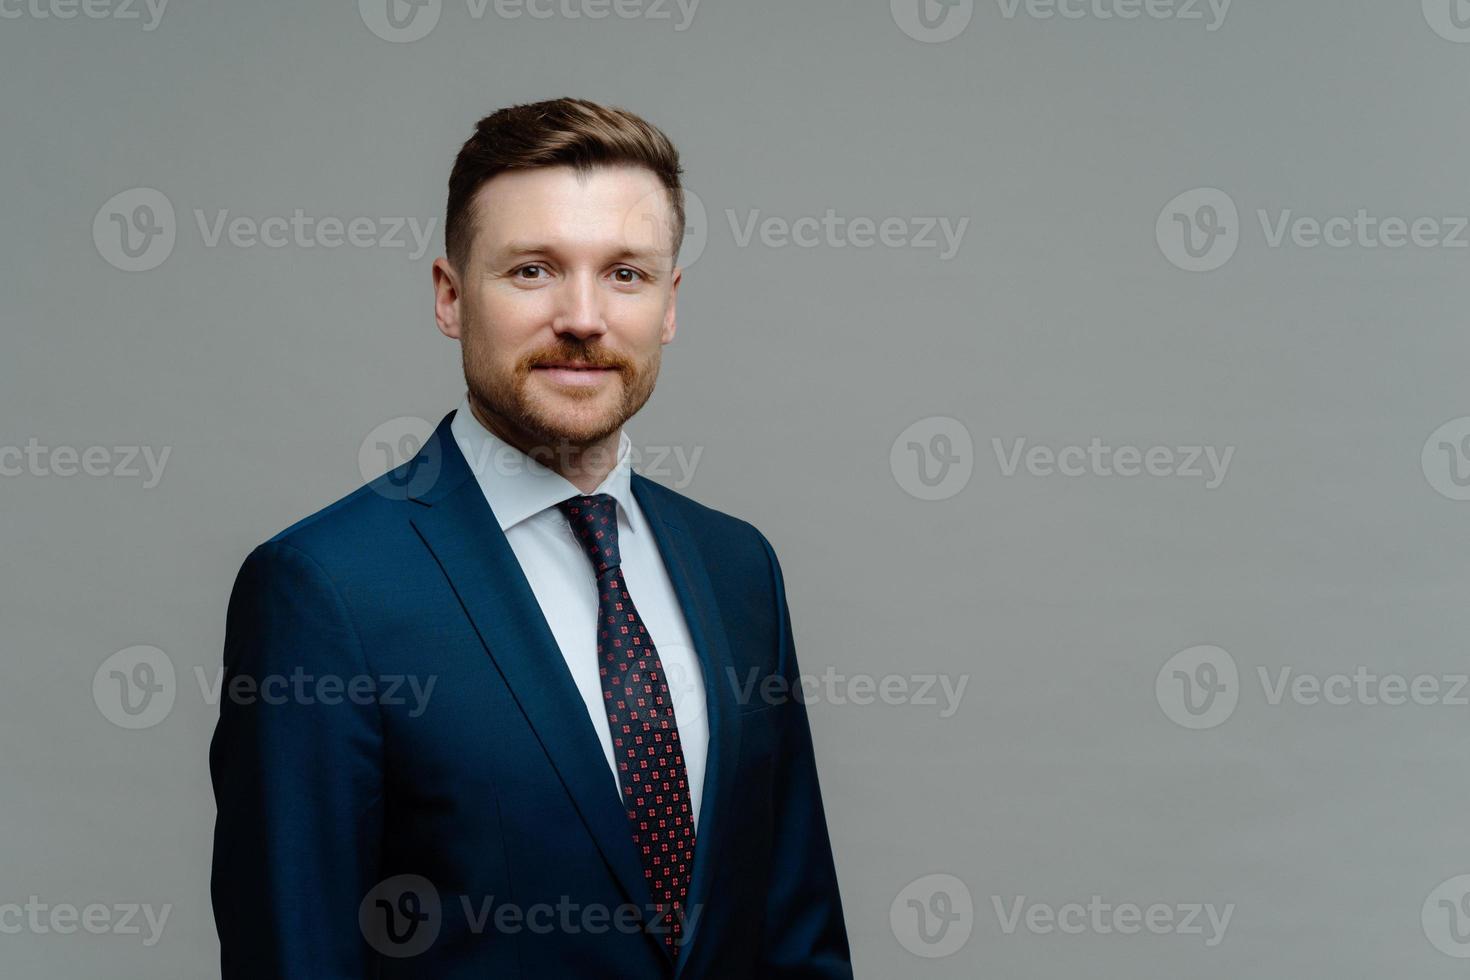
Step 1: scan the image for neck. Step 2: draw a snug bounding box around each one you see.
[467,395,621,495]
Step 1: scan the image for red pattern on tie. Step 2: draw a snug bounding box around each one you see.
[558,493,696,959]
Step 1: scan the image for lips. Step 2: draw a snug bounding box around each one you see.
[533,363,617,387]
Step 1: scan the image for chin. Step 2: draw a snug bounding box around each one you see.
[528,404,623,447]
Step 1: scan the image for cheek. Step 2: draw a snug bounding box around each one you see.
[608,294,671,336]
[469,288,550,338]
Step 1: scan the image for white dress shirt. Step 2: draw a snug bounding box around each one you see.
[450,393,709,825]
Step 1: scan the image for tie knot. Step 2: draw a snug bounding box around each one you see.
[558,493,621,576]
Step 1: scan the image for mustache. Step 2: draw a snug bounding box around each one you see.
[526,348,626,371]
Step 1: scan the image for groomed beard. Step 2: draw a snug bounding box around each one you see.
[459,305,662,454]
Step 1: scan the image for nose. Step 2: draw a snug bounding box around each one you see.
[550,270,608,340]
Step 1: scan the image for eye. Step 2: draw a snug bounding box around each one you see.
[514,264,548,280]
[611,267,643,284]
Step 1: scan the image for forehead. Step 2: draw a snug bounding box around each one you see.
[468,164,675,260]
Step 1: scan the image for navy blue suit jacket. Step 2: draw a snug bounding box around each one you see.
[209,410,852,978]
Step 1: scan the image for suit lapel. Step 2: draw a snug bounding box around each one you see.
[631,475,741,977]
[405,414,658,928]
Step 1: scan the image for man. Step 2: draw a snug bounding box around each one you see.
[209,97,852,978]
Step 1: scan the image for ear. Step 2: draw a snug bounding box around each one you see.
[432,256,463,340]
[660,265,681,345]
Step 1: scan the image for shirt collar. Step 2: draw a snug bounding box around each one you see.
[449,391,636,534]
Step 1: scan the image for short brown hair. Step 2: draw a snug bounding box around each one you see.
[444,97,685,270]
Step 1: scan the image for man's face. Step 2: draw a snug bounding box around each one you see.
[433,164,680,455]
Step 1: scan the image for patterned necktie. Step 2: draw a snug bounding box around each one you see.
[557,493,697,959]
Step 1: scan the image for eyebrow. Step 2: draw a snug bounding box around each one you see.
[495,241,665,263]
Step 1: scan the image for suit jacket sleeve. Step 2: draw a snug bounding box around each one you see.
[209,540,385,979]
[754,530,855,978]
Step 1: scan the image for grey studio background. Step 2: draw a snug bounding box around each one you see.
[4,0,1470,976]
